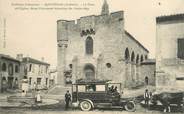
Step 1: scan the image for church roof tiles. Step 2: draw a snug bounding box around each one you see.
[125,30,149,53]
[156,13,184,23]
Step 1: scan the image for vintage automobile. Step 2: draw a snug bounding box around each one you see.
[71,79,136,111]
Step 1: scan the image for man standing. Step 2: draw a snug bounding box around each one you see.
[144,89,150,108]
[65,90,71,110]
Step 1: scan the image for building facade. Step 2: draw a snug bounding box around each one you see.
[140,59,156,86]
[0,54,21,92]
[16,54,50,90]
[49,69,57,87]
[156,14,184,91]
[57,0,151,89]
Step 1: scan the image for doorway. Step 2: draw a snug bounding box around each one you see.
[145,76,148,85]
[84,64,95,80]
[7,77,14,89]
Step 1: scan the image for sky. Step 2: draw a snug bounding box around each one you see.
[0,0,184,68]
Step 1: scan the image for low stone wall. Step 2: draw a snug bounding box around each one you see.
[7,95,36,104]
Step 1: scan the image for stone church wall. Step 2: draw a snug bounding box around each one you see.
[57,4,150,89]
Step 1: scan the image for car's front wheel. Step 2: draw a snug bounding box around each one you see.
[124,101,136,112]
[80,100,92,111]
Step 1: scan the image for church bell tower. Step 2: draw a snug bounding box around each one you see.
[101,0,109,15]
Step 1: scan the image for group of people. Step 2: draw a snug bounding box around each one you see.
[21,78,42,103]
[108,85,118,93]
[32,82,42,103]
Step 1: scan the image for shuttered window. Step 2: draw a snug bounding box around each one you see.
[177,39,184,59]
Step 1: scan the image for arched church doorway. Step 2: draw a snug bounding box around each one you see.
[145,76,148,85]
[84,64,95,80]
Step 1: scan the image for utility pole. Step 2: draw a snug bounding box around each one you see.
[3,18,6,49]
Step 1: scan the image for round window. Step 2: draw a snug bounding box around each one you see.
[106,63,111,68]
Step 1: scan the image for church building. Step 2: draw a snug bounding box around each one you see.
[57,0,151,89]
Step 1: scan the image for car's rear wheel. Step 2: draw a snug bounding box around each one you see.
[80,100,92,111]
[125,101,136,112]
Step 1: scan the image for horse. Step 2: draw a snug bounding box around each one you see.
[151,92,184,112]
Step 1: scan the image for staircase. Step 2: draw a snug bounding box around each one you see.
[47,85,71,95]
[44,85,71,100]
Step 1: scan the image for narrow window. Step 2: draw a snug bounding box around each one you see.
[85,36,93,55]
[2,63,7,71]
[125,48,130,60]
[145,55,148,60]
[69,64,72,69]
[37,78,41,85]
[29,64,32,72]
[131,51,135,62]
[136,55,139,64]
[141,55,144,62]
[8,64,14,75]
[178,38,184,59]
[46,78,48,85]
[15,65,19,73]
[29,77,32,85]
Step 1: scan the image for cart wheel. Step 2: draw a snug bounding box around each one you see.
[80,100,92,111]
[152,100,158,106]
[125,101,136,112]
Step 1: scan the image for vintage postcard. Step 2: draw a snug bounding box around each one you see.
[0,0,184,114]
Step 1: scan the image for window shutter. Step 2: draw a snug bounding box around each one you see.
[178,39,184,59]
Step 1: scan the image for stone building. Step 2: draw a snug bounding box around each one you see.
[156,14,184,91]
[49,69,57,87]
[0,54,20,92]
[16,54,50,90]
[140,59,156,86]
[57,0,151,89]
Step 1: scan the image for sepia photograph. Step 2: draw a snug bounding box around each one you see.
[0,0,184,114]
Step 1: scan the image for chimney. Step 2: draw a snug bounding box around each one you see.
[26,54,30,62]
[16,54,23,61]
[41,57,44,62]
